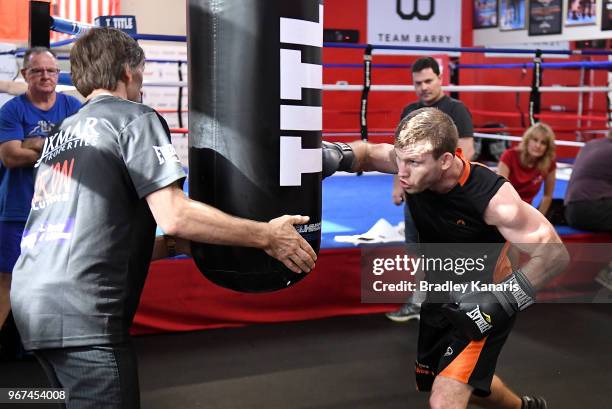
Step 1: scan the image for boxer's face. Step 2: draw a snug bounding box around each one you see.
[395,140,445,193]
[413,68,443,106]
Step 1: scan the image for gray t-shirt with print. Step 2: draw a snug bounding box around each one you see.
[11,95,186,350]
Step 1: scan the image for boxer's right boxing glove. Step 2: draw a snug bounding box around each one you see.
[441,270,536,340]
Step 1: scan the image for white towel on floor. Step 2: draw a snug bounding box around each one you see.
[334,218,405,245]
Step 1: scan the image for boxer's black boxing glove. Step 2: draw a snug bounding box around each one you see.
[322,141,355,178]
[441,270,536,340]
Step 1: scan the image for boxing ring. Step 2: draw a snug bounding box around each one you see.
[10,15,612,335]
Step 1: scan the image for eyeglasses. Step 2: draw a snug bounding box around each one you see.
[28,68,61,76]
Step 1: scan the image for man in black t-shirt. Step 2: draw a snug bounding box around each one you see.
[10,28,316,409]
[399,58,473,148]
[322,108,567,409]
[387,57,474,322]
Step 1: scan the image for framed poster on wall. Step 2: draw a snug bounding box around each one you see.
[529,0,562,35]
[500,0,526,30]
[603,0,612,30]
[473,0,498,28]
[566,0,597,26]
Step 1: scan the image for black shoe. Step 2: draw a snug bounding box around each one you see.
[521,396,547,409]
[385,303,420,322]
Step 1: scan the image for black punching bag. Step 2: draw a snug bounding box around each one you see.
[188,0,323,292]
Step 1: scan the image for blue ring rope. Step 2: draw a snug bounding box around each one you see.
[322,42,612,56]
[50,17,95,36]
[132,34,187,42]
[2,38,78,58]
[48,15,612,56]
[458,61,612,70]
[48,14,612,57]
[21,57,612,73]
[325,63,413,69]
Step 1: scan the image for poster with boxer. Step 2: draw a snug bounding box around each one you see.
[473,0,498,29]
[566,0,597,26]
[500,0,526,31]
[602,0,612,30]
[528,0,562,36]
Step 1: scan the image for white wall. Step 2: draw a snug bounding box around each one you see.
[121,0,186,35]
[474,1,612,46]
[118,1,188,164]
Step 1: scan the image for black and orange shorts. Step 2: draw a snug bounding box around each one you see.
[415,302,516,397]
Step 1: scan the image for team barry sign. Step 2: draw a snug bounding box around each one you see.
[367,0,462,54]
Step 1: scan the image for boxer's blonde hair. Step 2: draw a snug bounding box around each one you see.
[394,107,458,159]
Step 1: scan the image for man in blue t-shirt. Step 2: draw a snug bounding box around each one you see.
[0,47,81,347]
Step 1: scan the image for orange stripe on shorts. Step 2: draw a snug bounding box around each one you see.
[439,338,487,384]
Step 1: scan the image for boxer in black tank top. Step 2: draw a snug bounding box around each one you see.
[322,107,568,409]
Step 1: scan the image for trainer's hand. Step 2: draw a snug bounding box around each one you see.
[264,215,317,274]
[322,141,355,178]
[441,270,536,340]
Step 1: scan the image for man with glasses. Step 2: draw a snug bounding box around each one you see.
[0,47,81,359]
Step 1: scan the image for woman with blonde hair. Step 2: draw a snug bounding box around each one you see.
[498,122,556,215]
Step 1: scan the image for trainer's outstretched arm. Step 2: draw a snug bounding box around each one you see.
[322,141,398,177]
[146,184,317,274]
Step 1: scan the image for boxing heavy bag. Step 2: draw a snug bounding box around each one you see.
[188,0,323,292]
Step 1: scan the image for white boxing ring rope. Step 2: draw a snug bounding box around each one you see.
[322,131,585,148]
[142,79,603,145]
[474,133,585,147]
[141,81,612,94]
[143,81,610,140]
[325,84,612,94]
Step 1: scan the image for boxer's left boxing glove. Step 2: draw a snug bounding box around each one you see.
[322,141,355,178]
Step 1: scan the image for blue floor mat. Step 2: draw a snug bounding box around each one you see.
[165,170,584,248]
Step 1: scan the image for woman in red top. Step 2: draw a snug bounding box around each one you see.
[498,123,556,215]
